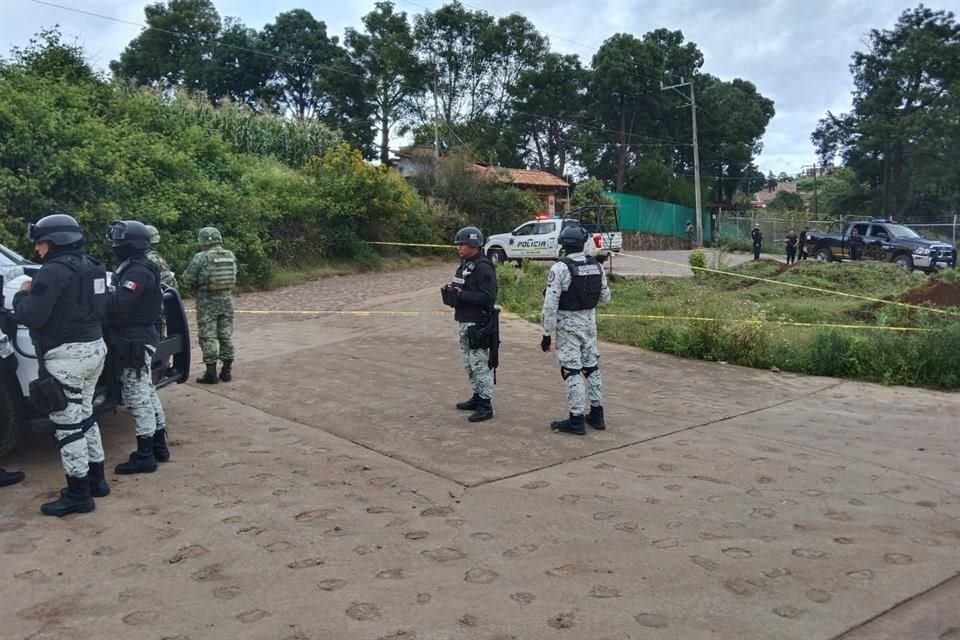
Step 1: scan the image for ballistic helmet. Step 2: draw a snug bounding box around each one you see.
[106,220,152,250]
[454,226,484,248]
[28,214,84,246]
[145,224,161,245]
[558,223,589,254]
[198,227,223,245]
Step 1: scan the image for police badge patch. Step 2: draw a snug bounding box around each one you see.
[547,270,556,283]
[122,280,139,291]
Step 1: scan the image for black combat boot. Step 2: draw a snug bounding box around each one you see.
[87,461,111,497]
[0,468,25,486]
[196,363,218,384]
[551,413,586,436]
[153,428,170,463]
[42,475,95,516]
[587,405,606,430]
[114,436,158,474]
[219,360,232,382]
[456,394,481,411]
[467,398,493,422]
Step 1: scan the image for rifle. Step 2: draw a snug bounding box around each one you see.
[477,306,500,382]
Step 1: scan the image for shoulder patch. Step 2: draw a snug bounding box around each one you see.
[547,270,556,283]
[122,280,139,292]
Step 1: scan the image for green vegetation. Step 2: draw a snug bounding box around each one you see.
[497,260,960,389]
[0,32,534,287]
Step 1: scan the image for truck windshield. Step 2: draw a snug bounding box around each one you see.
[0,244,30,266]
[885,224,920,239]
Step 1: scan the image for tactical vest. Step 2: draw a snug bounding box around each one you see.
[203,246,237,291]
[452,255,495,323]
[113,257,163,326]
[558,256,603,311]
[35,253,107,350]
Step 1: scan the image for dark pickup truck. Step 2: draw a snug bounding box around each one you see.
[805,220,956,273]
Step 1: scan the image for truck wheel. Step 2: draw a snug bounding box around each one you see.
[894,254,914,272]
[815,248,833,262]
[0,378,25,458]
[488,248,507,265]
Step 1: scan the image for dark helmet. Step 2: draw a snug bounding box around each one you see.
[106,220,152,250]
[27,213,84,246]
[454,226,484,248]
[558,224,589,253]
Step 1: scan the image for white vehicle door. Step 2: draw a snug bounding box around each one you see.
[530,220,561,259]
[507,222,538,258]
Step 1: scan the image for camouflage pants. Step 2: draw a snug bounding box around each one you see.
[458,322,493,401]
[44,339,108,478]
[197,292,234,364]
[121,345,166,438]
[555,315,603,416]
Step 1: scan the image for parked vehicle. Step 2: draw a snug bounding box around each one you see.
[805,220,956,272]
[484,205,623,265]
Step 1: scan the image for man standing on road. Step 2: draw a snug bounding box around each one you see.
[849,227,865,261]
[798,226,810,260]
[785,228,798,265]
[105,221,168,474]
[443,227,497,423]
[751,223,763,261]
[144,225,178,289]
[540,224,611,436]
[685,221,694,249]
[13,214,110,516]
[181,227,237,384]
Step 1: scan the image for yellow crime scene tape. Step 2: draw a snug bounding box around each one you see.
[182,239,957,333]
[185,309,934,333]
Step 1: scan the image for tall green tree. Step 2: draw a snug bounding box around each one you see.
[509,53,587,177]
[204,18,273,108]
[812,6,960,218]
[111,0,221,92]
[346,2,426,164]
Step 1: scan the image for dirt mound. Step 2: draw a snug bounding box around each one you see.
[899,279,960,308]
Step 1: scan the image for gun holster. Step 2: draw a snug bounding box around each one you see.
[111,336,147,372]
[30,374,68,415]
[441,285,458,307]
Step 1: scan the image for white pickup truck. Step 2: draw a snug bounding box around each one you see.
[484,205,623,265]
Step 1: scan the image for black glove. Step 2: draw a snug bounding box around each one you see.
[540,335,551,352]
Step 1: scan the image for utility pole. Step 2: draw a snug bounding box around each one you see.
[662,78,703,244]
[432,74,440,159]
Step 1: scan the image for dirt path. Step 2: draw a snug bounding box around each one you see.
[2,263,958,640]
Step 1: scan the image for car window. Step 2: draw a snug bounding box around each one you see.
[0,244,29,267]
[536,222,556,234]
[512,223,536,236]
[868,225,889,240]
[885,224,920,239]
[851,223,868,236]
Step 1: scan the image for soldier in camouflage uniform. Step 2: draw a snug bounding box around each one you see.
[443,227,497,422]
[105,221,168,474]
[13,214,111,516]
[181,227,237,384]
[144,225,178,289]
[540,224,611,436]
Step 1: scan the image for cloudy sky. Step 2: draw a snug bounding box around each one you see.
[1,0,952,175]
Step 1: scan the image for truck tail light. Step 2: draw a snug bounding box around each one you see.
[593,234,602,248]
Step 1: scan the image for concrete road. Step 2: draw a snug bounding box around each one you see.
[2,263,958,640]
[610,249,787,277]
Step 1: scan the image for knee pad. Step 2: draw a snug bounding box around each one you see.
[561,367,580,380]
[582,364,599,378]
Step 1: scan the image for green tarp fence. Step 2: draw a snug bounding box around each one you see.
[606,191,711,239]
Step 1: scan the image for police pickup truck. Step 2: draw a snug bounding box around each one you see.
[0,243,191,457]
[806,219,956,273]
[484,205,623,265]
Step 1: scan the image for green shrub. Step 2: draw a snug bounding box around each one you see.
[688,249,707,276]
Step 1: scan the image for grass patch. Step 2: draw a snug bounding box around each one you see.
[498,259,960,389]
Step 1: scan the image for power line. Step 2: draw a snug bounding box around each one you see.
[29,0,753,171]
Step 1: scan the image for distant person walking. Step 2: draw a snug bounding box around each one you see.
[685,221,694,249]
